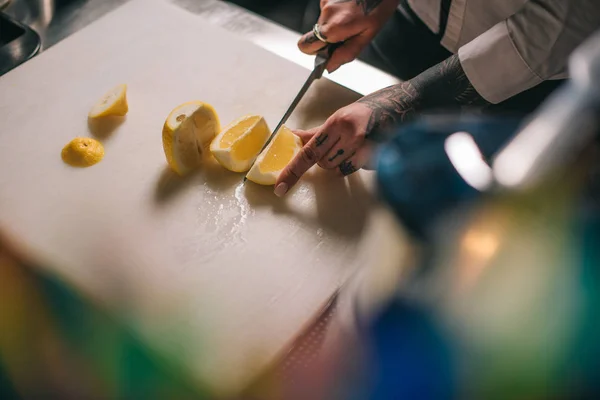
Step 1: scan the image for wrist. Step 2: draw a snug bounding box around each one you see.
[357,81,421,140]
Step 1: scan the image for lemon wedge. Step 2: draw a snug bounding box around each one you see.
[246,125,302,185]
[61,137,105,167]
[162,101,220,176]
[210,115,271,173]
[88,84,129,118]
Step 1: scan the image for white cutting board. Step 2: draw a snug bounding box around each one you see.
[0,0,378,395]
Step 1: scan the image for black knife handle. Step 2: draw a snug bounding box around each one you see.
[314,42,343,78]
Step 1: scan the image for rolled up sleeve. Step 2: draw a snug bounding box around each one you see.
[458,0,600,104]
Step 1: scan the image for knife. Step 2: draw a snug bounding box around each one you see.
[243,43,341,182]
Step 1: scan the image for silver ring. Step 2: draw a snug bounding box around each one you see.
[313,24,329,43]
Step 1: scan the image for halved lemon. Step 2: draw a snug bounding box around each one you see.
[246,125,302,185]
[61,137,105,167]
[210,115,271,173]
[162,101,220,176]
[88,84,129,118]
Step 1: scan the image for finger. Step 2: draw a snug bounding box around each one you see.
[326,32,373,73]
[298,31,328,55]
[337,146,372,177]
[275,130,337,197]
[319,143,359,170]
[292,127,320,145]
[298,10,361,55]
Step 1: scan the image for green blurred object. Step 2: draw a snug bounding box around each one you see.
[0,247,212,399]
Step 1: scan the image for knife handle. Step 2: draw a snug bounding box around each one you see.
[314,42,343,78]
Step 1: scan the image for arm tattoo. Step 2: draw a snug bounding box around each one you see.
[424,54,489,107]
[331,0,385,15]
[358,54,490,137]
[359,83,420,137]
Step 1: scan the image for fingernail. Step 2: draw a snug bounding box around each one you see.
[274,183,289,197]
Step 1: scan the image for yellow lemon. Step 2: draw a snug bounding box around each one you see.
[162,101,220,176]
[88,84,129,118]
[61,137,105,167]
[245,125,302,185]
[210,115,271,173]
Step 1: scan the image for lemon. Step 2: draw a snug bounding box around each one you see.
[162,101,220,176]
[61,137,105,167]
[210,115,271,173]
[246,125,302,185]
[88,84,129,118]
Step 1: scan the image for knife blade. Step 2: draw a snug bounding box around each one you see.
[243,43,341,182]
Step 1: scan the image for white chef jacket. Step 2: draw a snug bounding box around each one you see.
[406,0,600,103]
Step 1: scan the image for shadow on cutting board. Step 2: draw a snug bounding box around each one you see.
[293,78,361,131]
[244,170,372,239]
[87,116,126,140]
[154,157,239,204]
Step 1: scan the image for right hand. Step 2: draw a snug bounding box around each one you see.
[299,0,399,73]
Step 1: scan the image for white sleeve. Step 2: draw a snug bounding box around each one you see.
[457,0,600,104]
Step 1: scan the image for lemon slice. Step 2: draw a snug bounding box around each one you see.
[162,101,220,176]
[210,115,271,173]
[61,137,105,167]
[246,125,302,185]
[88,84,129,118]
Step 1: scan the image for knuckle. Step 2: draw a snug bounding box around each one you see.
[334,113,356,132]
[283,163,300,181]
[321,3,337,16]
[321,3,332,13]
[301,146,319,164]
[287,166,301,180]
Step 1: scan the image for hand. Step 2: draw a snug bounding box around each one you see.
[299,0,399,73]
[275,79,422,197]
[274,54,492,197]
[274,102,376,197]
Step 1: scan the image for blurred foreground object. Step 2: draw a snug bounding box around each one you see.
[0,234,210,399]
[349,29,600,399]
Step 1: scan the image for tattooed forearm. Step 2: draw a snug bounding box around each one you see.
[358,83,420,137]
[414,54,490,107]
[331,0,385,15]
[358,54,489,137]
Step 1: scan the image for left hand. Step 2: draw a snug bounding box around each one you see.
[274,102,375,197]
[274,79,424,197]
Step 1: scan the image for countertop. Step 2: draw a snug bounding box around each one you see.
[2,0,400,96]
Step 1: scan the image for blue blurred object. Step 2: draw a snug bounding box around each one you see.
[359,30,600,400]
[375,114,523,239]
[362,300,456,400]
